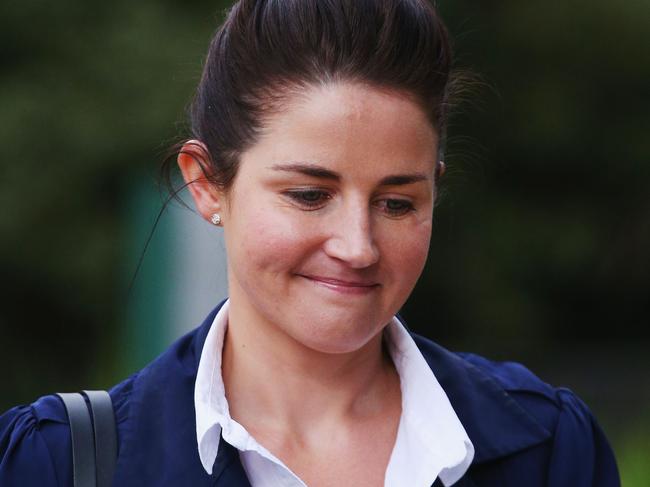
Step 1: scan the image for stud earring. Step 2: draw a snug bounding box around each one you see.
[210,213,222,226]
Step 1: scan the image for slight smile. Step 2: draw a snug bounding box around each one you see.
[298,274,380,295]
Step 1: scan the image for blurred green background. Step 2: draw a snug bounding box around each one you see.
[1,0,648,484]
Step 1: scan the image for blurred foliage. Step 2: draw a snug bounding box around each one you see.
[1,0,648,482]
[0,0,229,403]
[617,414,650,487]
[405,0,650,353]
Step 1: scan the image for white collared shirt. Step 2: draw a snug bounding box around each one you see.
[195,300,474,486]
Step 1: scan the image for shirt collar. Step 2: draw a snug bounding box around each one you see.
[410,334,552,465]
[384,320,474,486]
[194,299,231,475]
[194,299,474,486]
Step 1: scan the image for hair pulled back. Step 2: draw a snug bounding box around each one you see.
[168,0,455,192]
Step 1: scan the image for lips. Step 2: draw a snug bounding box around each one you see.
[298,274,380,294]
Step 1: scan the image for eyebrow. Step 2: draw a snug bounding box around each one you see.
[270,162,430,186]
[378,173,429,186]
[271,163,340,181]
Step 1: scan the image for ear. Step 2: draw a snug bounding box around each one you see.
[435,160,446,180]
[177,140,223,223]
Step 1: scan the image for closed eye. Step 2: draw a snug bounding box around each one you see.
[374,198,415,217]
[283,189,332,210]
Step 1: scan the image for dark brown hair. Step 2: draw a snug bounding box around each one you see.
[164,0,455,192]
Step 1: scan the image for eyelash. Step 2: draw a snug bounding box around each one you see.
[376,198,415,217]
[284,189,331,209]
[283,189,415,217]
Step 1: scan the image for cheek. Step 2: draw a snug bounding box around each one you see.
[382,220,432,279]
[230,208,316,276]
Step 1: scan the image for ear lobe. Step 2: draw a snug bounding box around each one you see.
[177,140,222,221]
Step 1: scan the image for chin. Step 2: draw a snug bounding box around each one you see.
[299,335,376,355]
[288,311,385,355]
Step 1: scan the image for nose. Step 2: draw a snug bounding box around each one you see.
[323,202,380,268]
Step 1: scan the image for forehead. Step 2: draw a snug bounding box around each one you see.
[241,82,438,177]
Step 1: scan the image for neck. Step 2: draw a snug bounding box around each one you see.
[221,294,398,436]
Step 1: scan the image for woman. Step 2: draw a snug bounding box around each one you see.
[0,0,619,486]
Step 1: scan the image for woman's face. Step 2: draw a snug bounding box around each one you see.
[222,82,438,354]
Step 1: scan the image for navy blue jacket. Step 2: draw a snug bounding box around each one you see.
[1,302,620,486]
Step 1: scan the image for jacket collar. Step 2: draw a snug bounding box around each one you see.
[194,304,550,470]
[193,303,551,470]
[411,334,551,464]
[191,302,250,483]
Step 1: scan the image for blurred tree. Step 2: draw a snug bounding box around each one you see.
[0,0,230,405]
[404,0,650,356]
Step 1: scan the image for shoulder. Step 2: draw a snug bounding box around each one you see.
[456,349,566,429]
[1,395,72,486]
[411,333,620,486]
[0,373,139,487]
[413,332,581,427]
[0,303,218,487]
[454,348,609,446]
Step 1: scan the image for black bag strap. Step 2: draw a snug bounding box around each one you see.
[57,393,96,487]
[57,390,117,487]
[84,390,117,487]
